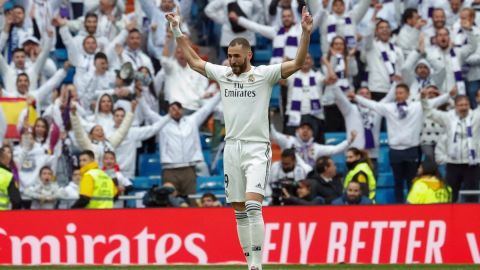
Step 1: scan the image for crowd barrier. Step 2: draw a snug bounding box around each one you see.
[0,204,479,265]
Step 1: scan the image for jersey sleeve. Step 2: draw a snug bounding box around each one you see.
[260,64,282,84]
[205,62,228,81]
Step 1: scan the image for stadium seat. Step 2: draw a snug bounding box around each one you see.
[132,176,162,190]
[325,132,347,145]
[309,43,322,62]
[197,175,225,193]
[256,34,271,50]
[254,49,272,65]
[377,172,394,188]
[203,150,212,170]
[375,188,396,204]
[270,84,281,109]
[199,133,211,150]
[138,153,162,177]
[55,48,68,62]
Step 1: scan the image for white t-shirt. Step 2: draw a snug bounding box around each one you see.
[205,63,282,142]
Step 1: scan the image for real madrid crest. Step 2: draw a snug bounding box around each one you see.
[248,74,255,82]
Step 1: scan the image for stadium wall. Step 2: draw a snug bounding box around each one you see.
[0,205,479,265]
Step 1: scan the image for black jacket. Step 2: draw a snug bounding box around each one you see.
[308,172,344,204]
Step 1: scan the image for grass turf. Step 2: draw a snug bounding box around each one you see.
[0,265,477,270]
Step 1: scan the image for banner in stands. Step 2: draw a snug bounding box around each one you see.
[0,97,37,139]
[0,204,479,265]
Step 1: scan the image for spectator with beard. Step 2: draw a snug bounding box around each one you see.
[332,180,373,205]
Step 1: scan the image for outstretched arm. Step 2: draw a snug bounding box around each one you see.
[165,10,207,77]
[280,6,313,79]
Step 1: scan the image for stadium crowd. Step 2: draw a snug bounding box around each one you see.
[0,0,479,210]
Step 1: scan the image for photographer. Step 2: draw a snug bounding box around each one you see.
[267,148,308,205]
[282,179,325,206]
[143,182,189,208]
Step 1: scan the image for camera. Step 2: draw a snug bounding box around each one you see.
[270,178,297,206]
[143,185,175,207]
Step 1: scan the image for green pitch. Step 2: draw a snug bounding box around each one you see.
[0,265,477,270]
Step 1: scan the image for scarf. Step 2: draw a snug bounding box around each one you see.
[326,16,356,48]
[295,137,316,166]
[271,27,299,64]
[333,54,350,91]
[358,105,376,149]
[454,28,468,48]
[450,114,476,165]
[450,48,467,95]
[379,41,397,78]
[396,101,408,119]
[409,77,431,102]
[288,74,322,126]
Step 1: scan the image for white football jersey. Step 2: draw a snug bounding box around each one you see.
[205,63,282,142]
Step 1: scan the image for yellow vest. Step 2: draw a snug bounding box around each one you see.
[344,162,376,200]
[85,169,115,209]
[0,167,13,210]
[407,176,452,204]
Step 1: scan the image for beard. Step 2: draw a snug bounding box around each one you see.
[231,57,248,75]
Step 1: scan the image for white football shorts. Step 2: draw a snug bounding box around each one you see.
[223,140,272,203]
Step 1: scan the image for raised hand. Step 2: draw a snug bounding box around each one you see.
[349,130,358,143]
[228,11,239,23]
[165,6,181,28]
[301,6,313,34]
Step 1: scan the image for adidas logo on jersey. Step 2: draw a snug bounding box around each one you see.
[255,183,262,189]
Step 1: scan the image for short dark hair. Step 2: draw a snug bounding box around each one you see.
[435,27,450,36]
[95,52,108,62]
[281,148,296,160]
[79,150,95,160]
[113,107,125,115]
[454,95,470,104]
[17,73,29,82]
[12,48,25,56]
[315,156,332,174]
[376,19,390,29]
[85,12,98,20]
[104,150,116,160]
[201,193,217,201]
[169,101,183,109]
[83,35,97,45]
[396,83,410,93]
[402,8,418,25]
[12,5,24,12]
[228,37,251,51]
[39,165,53,176]
[129,28,141,35]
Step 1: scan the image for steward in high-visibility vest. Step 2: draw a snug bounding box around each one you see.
[0,146,21,210]
[344,161,376,201]
[407,175,452,204]
[71,150,117,209]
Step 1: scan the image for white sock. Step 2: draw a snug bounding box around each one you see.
[235,210,252,267]
[245,200,264,269]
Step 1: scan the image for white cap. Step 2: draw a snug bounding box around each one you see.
[21,36,40,46]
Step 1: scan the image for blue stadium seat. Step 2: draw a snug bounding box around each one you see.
[203,150,212,170]
[138,153,162,177]
[375,188,396,204]
[309,43,322,62]
[256,34,271,50]
[377,172,394,188]
[199,133,211,150]
[132,176,162,190]
[55,48,68,62]
[378,146,391,173]
[197,175,225,193]
[325,132,347,145]
[212,157,224,175]
[254,49,272,65]
[270,84,281,108]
